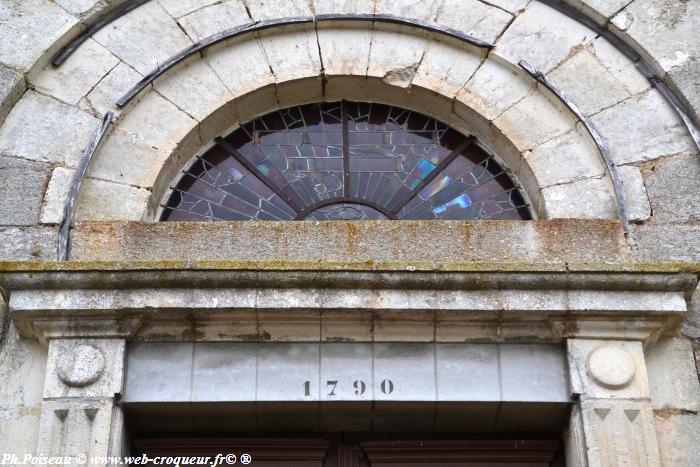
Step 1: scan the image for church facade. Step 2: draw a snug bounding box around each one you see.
[0,0,699,465]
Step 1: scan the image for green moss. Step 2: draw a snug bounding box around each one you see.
[0,259,697,274]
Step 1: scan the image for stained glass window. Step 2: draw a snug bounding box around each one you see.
[161,102,532,221]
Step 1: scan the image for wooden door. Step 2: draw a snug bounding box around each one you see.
[133,438,562,466]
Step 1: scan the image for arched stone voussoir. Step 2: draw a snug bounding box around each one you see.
[76,16,625,223]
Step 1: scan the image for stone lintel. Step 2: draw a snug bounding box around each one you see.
[7,277,691,344]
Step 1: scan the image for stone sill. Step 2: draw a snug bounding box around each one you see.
[66,219,631,263]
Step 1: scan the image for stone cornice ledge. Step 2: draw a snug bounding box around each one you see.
[3,263,697,346]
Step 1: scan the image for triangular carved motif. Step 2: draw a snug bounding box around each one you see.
[624,409,640,422]
[594,408,610,420]
[54,409,69,421]
[84,408,98,420]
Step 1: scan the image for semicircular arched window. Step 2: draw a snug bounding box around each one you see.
[161,102,532,221]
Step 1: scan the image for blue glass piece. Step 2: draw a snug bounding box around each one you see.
[408,159,436,189]
[432,193,473,216]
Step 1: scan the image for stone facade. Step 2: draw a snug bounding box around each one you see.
[0,0,698,466]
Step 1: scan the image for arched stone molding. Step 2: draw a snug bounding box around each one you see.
[32,20,625,224]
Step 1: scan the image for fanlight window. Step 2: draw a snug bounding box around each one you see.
[161,102,532,221]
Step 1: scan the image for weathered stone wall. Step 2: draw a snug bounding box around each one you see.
[0,0,698,464]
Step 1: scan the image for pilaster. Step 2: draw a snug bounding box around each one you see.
[36,338,126,467]
[566,339,661,467]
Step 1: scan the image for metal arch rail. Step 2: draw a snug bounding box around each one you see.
[539,0,700,151]
[52,0,699,152]
[113,14,494,107]
[57,111,114,261]
[52,0,151,66]
[518,60,630,235]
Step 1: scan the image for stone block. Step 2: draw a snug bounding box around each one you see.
[0,0,78,71]
[321,310,372,342]
[177,0,251,41]
[618,165,651,221]
[92,1,192,75]
[0,226,56,260]
[587,37,650,97]
[69,219,630,263]
[258,25,322,83]
[567,0,629,24]
[481,0,529,14]
[687,283,700,339]
[317,23,372,77]
[0,322,47,407]
[646,338,700,411]
[40,167,150,223]
[257,309,321,341]
[205,37,276,97]
[367,25,430,88]
[629,223,700,262]
[375,0,443,21]
[412,37,485,98]
[0,91,99,166]
[87,127,162,188]
[43,339,125,399]
[493,91,576,151]
[36,399,117,463]
[154,56,233,121]
[591,90,696,165]
[245,0,312,20]
[567,290,685,313]
[568,339,650,400]
[579,399,661,467]
[373,310,435,342]
[436,344,499,401]
[0,156,50,225]
[547,49,632,116]
[667,56,700,123]
[500,344,569,402]
[611,0,698,81]
[542,177,617,219]
[192,343,257,402]
[644,152,700,223]
[30,38,119,105]
[159,0,221,18]
[495,2,596,73]
[257,344,319,401]
[373,343,435,401]
[0,64,25,125]
[115,90,197,152]
[125,342,193,402]
[320,343,373,400]
[436,0,513,44]
[313,0,373,14]
[456,59,535,121]
[54,0,121,19]
[655,411,700,467]
[524,128,606,187]
[81,62,142,115]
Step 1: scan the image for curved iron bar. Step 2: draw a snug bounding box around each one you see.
[636,63,700,150]
[518,60,630,235]
[57,111,114,260]
[52,0,151,66]
[540,0,700,151]
[294,197,398,221]
[115,14,494,107]
[52,0,699,152]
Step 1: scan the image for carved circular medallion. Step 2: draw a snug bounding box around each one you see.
[56,344,105,387]
[586,346,636,389]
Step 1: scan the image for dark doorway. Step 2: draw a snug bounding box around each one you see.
[132,435,565,467]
